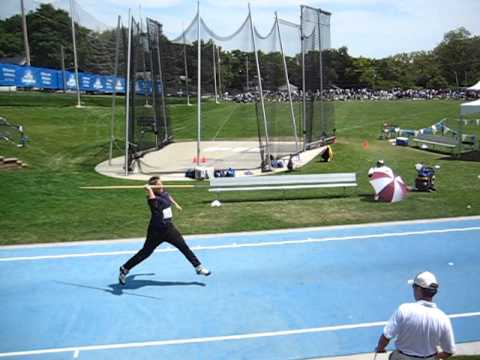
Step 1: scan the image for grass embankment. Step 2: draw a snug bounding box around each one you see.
[0,92,479,245]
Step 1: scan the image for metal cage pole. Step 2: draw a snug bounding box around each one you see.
[245,55,249,90]
[276,13,300,153]
[212,44,219,104]
[300,6,307,151]
[196,0,201,166]
[20,0,31,66]
[155,27,169,143]
[60,45,66,93]
[139,6,150,108]
[249,4,271,169]
[183,28,191,106]
[69,0,82,108]
[317,9,324,140]
[124,10,132,176]
[109,15,121,166]
[217,46,222,100]
[146,20,158,148]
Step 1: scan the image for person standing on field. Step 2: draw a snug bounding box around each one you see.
[375,271,455,360]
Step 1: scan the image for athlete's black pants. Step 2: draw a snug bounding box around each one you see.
[123,223,201,271]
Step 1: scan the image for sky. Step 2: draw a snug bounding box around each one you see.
[2,0,480,59]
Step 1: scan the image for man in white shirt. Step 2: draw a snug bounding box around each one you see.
[375,271,456,360]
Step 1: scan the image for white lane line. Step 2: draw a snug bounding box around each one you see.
[2,216,479,250]
[1,226,479,262]
[73,349,79,358]
[0,250,140,262]
[0,312,479,358]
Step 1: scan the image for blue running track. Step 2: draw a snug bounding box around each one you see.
[0,216,479,359]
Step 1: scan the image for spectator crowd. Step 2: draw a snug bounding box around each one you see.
[222,87,479,103]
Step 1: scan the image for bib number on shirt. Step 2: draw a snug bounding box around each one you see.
[162,207,173,220]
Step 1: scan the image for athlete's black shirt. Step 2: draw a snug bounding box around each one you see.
[147,191,172,229]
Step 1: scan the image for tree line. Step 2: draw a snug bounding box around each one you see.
[1,4,479,92]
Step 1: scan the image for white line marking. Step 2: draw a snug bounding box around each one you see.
[2,215,479,250]
[0,250,140,262]
[1,227,479,262]
[73,349,79,358]
[0,312,478,358]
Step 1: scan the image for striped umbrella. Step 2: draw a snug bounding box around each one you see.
[369,168,408,203]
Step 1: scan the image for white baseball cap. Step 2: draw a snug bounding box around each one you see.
[414,271,439,289]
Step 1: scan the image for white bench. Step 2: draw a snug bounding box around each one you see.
[209,173,357,194]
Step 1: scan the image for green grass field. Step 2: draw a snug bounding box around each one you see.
[0,92,479,245]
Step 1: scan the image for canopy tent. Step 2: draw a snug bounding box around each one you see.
[460,99,480,116]
[467,81,480,91]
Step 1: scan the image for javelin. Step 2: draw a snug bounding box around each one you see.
[80,184,207,190]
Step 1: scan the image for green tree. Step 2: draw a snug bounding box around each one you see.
[0,15,23,58]
[434,27,472,87]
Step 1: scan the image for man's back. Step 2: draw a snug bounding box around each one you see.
[385,300,456,356]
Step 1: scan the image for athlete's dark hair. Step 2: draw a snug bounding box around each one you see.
[148,176,160,185]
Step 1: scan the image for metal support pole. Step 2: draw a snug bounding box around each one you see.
[146,20,158,147]
[249,4,270,169]
[109,16,121,166]
[124,10,132,176]
[183,29,191,106]
[212,44,219,104]
[60,45,66,93]
[276,13,299,152]
[196,1,201,166]
[301,6,307,151]
[141,17,150,108]
[69,0,81,108]
[317,9,324,131]
[217,46,222,100]
[155,29,169,142]
[246,55,249,90]
[20,0,31,66]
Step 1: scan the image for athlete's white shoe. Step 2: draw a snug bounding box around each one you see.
[119,266,129,285]
[195,265,211,276]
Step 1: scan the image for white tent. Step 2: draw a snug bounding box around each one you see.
[467,81,480,91]
[278,83,299,92]
[460,99,480,116]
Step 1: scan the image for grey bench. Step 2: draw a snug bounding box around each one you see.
[411,135,459,155]
[209,173,357,194]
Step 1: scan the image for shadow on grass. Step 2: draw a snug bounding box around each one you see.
[55,273,205,301]
[439,150,480,162]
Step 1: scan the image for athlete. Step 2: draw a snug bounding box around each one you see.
[118,176,211,285]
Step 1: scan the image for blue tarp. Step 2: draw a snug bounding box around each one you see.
[0,63,126,93]
[0,64,19,86]
[16,66,60,89]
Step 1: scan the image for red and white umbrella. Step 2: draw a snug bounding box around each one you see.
[369,167,408,203]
